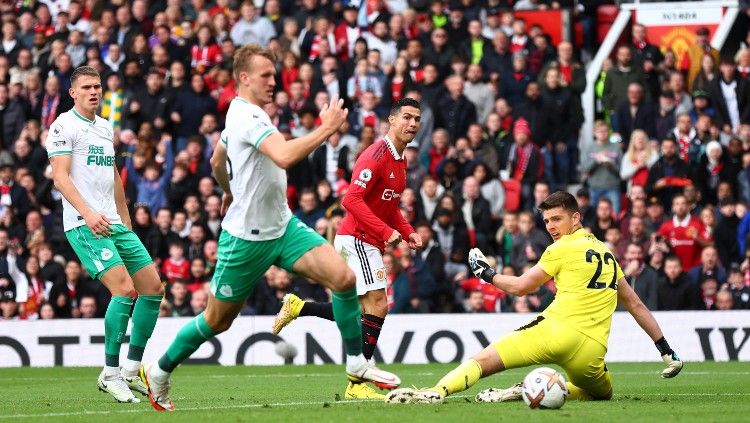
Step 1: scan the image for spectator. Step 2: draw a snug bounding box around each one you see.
[621,129,660,191]
[124,69,169,131]
[162,242,191,283]
[681,27,719,92]
[465,289,487,313]
[691,54,719,93]
[618,243,659,310]
[688,245,727,286]
[458,176,493,253]
[657,255,698,310]
[167,279,192,317]
[708,57,750,134]
[79,295,97,318]
[511,211,548,272]
[432,207,470,282]
[540,67,576,189]
[463,64,494,124]
[658,194,712,270]
[230,2,276,48]
[126,138,175,212]
[726,264,750,309]
[613,83,657,144]
[471,162,504,220]
[603,46,647,120]
[617,215,651,259]
[500,53,533,106]
[480,31,512,84]
[646,138,692,207]
[189,288,208,316]
[0,281,18,320]
[715,199,741,268]
[589,197,618,242]
[655,89,677,140]
[667,71,693,115]
[581,120,623,214]
[506,118,543,210]
[715,289,735,310]
[697,275,720,310]
[435,75,477,142]
[0,85,27,150]
[294,189,325,229]
[630,23,662,99]
[171,74,217,144]
[48,260,91,319]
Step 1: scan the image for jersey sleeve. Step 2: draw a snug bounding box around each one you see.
[46,119,74,158]
[243,108,278,149]
[537,244,563,278]
[341,158,393,241]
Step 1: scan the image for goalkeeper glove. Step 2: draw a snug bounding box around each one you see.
[469,248,496,283]
[655,337,683,378]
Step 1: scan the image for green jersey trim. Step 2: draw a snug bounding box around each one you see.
[254,128,276,148]
[72,108,96,125]
[48,150,73,157]
[234,97,250,104]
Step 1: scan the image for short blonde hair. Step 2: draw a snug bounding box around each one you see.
[233,44,276,81]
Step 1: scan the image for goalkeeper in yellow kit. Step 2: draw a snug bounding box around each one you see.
[386,191,683,404]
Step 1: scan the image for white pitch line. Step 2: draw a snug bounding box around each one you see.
[1,393,749,419]
[2,370,748,382]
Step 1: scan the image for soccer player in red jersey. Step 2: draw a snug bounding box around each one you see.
[657,194,712,269]
[273,98,423,399]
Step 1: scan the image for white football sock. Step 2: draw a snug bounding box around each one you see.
[122,359,140,376]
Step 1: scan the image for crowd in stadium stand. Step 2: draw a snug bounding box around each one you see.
[1,0,750,321]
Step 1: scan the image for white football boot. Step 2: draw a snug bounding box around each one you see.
[346,355,401,390]
[97,369,141,403]
[385,388,444,404]
[475,383,523,402]
[140,363,175,411]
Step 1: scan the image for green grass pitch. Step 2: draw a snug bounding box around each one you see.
[1,362,748,422]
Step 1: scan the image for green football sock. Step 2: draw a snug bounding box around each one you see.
[104,296,135,367]
[158,312,216,373]
[128,294,162,361]
[331,287,363,356]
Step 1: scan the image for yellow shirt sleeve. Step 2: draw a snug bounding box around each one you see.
[538,244,563,278]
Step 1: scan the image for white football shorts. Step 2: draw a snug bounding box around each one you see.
[333,235,387,295]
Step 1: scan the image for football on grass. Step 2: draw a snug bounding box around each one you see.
[522,367,568,409]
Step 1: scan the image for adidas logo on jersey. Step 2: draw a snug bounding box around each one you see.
[389,172,395,179]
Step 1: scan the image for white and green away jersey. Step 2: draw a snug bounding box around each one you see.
[46,108,122,232]
[219,97,291,241]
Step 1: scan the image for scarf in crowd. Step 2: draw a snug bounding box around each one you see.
[509,142,533,180]
[41,94,60,129]
[673,127,697,162]
[100,89,123,129]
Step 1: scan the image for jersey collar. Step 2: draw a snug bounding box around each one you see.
[672,214,691,228]
[383,135,403,161]
[72,108,95,125]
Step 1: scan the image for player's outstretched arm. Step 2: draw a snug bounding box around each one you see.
[468,248,548,296]
[50,155,112,238]
[112,165,131,229]
[617,278,683,378]
[259,97,347,169]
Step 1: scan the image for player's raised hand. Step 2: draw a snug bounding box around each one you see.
[319,96,348,134]
[386,230,402,247]
[407,232,422,250]
[469,248,496,283]
[84,212,112,238]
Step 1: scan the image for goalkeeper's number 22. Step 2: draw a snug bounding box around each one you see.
[585,249,618,290]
